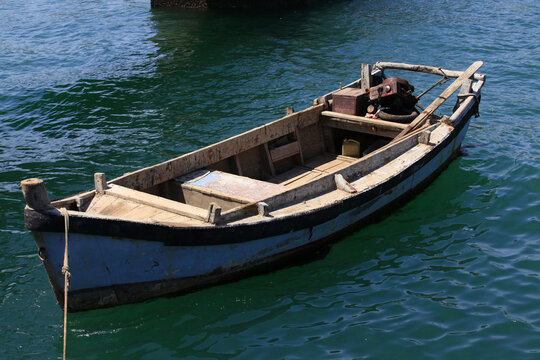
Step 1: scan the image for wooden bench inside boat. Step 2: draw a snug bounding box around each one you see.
[173,170,288,211]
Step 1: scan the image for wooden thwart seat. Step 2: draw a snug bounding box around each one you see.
[321,111,408,138]
[269,141,301,162]
[176,170,287,202]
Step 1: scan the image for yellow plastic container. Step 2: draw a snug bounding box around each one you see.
[342,139,361,158]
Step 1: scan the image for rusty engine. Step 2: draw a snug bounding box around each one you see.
[367,77,419,123]
[332,76,420,123]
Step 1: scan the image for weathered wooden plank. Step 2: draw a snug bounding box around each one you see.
[282,170,324,187]
[234,155,243,176]
[123,203,163,221]
[360,63,372,90]
[322,111,408,130]
[323,117,396,138]
[390,61,483,143]
[373,61,485,80]
[457,79,473,102]
[94,173,107,194]
[105,184,208,221]
[219,202,258,223]
[314,77,362,105]
[51,191,94,210]
[448,80,485,124]
[268,166,325,187]
[180,170,287,202]
[296,123,324,160]
[321,111,406,138]
[111,104,324,191]
[268,166,313,185]
[270,141,301,162]
[180,185,248,212]
[147,211,207,227]
[181,182,252,203]
[96,197,141,218]
[294,127,305,165]
[308,158,351,173]
[236,146,267,180]
[263,143,277,177]
[85,193,117,214]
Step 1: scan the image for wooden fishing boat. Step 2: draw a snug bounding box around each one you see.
[22,61,485,312]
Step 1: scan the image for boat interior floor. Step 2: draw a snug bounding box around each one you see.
[83,153,358,226]
[268,153,356,188]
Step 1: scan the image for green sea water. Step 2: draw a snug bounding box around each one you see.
[1,0,539,358]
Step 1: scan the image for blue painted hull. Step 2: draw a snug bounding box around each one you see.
[31,114,472,311]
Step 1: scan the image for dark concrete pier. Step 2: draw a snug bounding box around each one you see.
[151,0,314,9]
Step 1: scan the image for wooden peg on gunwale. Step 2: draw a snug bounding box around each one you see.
[257,202,270,217]
[94,173,108,194]
[361,63,372,90]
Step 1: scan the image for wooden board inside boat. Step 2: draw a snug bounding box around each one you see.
[268,153,356,187]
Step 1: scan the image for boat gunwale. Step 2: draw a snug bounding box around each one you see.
[50,62,486,211]
[47,61,485,208]
[26,65,485,246]
[24,96,478,246]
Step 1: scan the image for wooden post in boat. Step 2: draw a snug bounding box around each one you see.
[454,79,475,116]
[390,61,483,143]
[234,156,244,176]
[418,129,433,145]
[21,178,52,211]
[206,203,222,224]
[293,126,305,165]
[257,202,269,217]
[263,143,277,177]
[285,107,295,115]
[94,173,108,194]
[361,63,372,90]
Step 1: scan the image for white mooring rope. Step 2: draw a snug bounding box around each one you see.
[60,208,71,360]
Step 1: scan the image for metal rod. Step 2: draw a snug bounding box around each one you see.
[416,77,449,100]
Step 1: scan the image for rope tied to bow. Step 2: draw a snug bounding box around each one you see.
[59,208,70,360]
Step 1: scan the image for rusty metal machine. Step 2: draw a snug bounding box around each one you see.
[367,77,419,123]
[331,76,420,123]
